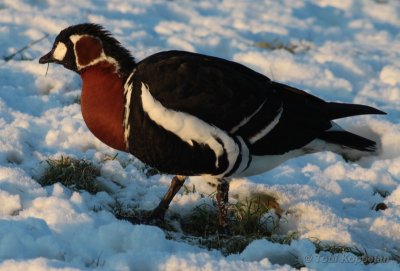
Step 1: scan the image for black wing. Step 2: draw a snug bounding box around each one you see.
[134,50,383,156]
[135,51,270,129]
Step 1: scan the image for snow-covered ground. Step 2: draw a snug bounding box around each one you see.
[0,0,399,270]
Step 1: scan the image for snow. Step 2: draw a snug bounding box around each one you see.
[380,65,400,86]
[0,0,399,270]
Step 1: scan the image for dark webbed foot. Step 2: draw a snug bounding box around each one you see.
[148,175,186,223]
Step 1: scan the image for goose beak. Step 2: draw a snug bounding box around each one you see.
[39,51,56,64]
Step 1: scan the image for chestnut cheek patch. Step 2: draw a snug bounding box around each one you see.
[75,36,103,67]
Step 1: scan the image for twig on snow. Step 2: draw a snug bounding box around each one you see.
[3,33,49,62]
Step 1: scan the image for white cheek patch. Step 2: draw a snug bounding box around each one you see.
[53,42,67,61]
[140,82,240,177]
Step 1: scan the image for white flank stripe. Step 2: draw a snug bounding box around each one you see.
[230,99,267,133]
[249,105,283,144]
[140,82,239,175]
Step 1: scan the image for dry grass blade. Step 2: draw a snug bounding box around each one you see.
[179,192,284,255]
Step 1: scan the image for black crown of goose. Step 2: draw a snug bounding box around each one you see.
[39,23,385,232]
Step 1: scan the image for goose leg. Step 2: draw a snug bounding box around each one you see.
[216,178,230,234]
[149,175,186,222]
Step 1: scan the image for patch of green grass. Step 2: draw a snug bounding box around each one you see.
[109,199,177,232]
[102,153,119,162]
[179,192,284,255]
[231,193,282,236]
[110,199,143,223]
[183,184,197,195]
[37,158,397,265]
[254,39,311,54]
[38,156,101,194]
[181,203,219,236]
[139,164,163,177]
[311,238,397,265]
[313,238,363,255]
[73,96,81,104]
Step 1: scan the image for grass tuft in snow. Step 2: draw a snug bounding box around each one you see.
[110,199,177,231]
[111,200,149,224]
[110,200,143,223]
[254,39,311,54]
[139,164,163,177]
[183,184,197,195]
[73,96,81,104]
[181,203,219,236]
[311,238,397,265]
[231,193,282,236]
[179,193,284,255]
[314,239,363,255]
[38,156,101,194]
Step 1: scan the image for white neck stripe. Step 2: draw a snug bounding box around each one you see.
[69,34,120,72]
[123,69,136,149]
